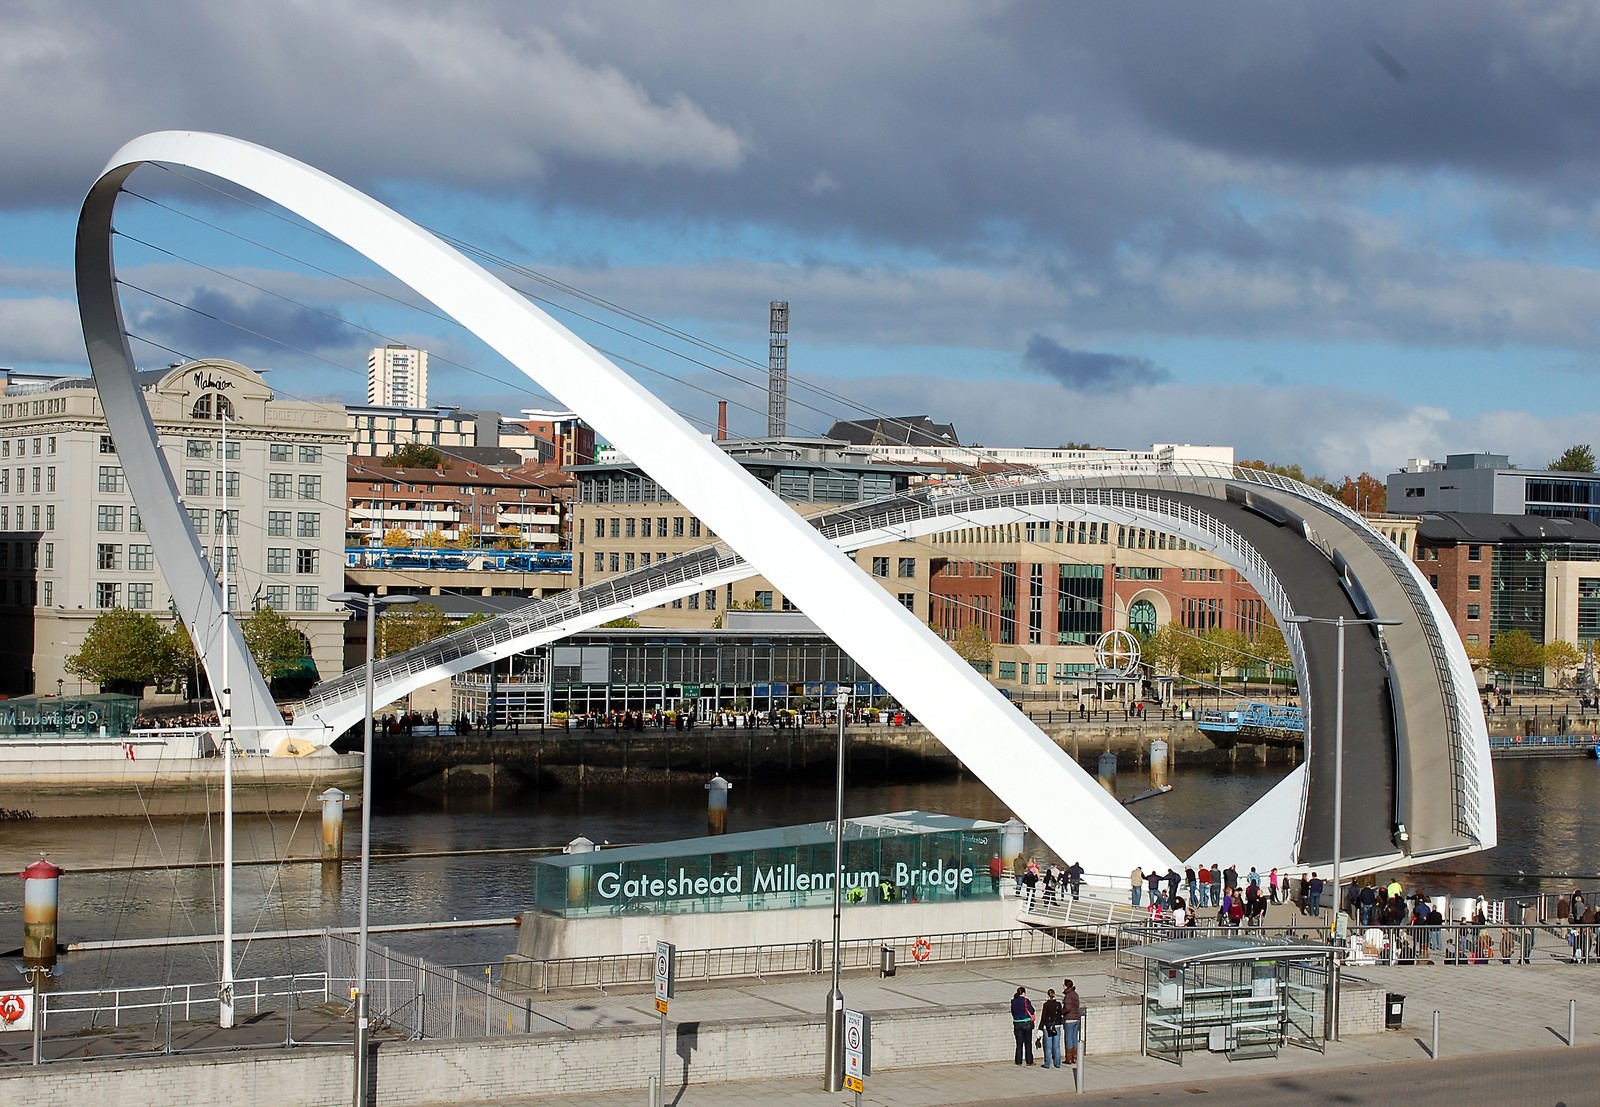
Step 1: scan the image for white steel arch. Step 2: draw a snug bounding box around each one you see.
[75,132,1179,877]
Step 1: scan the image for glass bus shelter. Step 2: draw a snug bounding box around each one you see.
[1132,936,1334,1064]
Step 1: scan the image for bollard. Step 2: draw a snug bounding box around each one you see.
[564,836,596,909]
[1570,998,1578,1046]
[1096,752,1117,796]
[20,858,63,969]
[1075,1012,1086,1093]
[646,1075,658,1107]
[1148,740,1169,788]
[319,788,347,861]
[1431,1009,1440,1060]
[705,773,732,835]
[1000,818,1027,875]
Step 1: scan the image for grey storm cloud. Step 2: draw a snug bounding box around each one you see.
[128,286,354,367]
[1021,336,1169,393]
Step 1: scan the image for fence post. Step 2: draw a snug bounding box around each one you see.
[417,963,427,1040]
[1431,1010,1440,1059]
[486,967,493,1036]
[450,971,459,1038]
[1570,998,1578,1046]
[285,975,294,1048]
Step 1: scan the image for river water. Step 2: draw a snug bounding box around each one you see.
[2,757,1597,991]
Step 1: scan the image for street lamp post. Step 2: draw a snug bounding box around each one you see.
[328,590,417,1107]
[1286,611,1401,1039]
[823,688,850,1092]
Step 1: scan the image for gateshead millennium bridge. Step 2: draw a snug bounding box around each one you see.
[74,131,1493,881]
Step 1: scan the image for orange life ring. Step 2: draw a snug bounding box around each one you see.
[911,937,931,962]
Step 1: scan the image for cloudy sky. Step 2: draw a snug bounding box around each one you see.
[5,0,1600,478]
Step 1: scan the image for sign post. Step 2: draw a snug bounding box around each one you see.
[843,1009,869,1100]
[654,941,675,1107]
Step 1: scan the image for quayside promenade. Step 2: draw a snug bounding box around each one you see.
[7,928,1600,1106]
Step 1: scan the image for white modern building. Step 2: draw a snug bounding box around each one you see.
[366,343,429,408]
[0,359,349,697]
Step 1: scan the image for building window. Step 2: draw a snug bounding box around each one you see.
[45,467,54,492]
[95,582,119,609]
[187,506,207,534]
[44,505,53,531]
[898,557,916,578]
[41,581,51,606]
[213,509,237,536]
[185,470,209,497]
[297,474,321,500]
[674,517,684,537]
[298,445,323,464]
[217,471,240,498]
[265,585,289,610]
[898,592,916,612]
[1468,545,1482,561]
[705,589,717,610]
[296,549,319,574]
[608,518,620,538]
[625,518,636,538]
[755,590,773,610]
[609,553,619,572]
[1468,575,1481,590]
[624,553,635,572]
[1129,598,1158,637]
[872,557,889,577]
[270,443,292,462]
[128,583,152,610]
[99,435,115,454]
[295,586,318,611]
[97,505,124,532]
[1467,605,1481,620]
[128,544,152,570]
[30,467,39,493]
[42,542,52,569]
[96,543,121,571]
[191,393,235,421]
[297,512,320,538]
[641,517,653,538]
[268,548,290,573]
[592,551,603,571]
[690,519,701,538]
[268,511,292,536]
[129,506,142,532]
[268,474,292,499]
[1428,574,1439,588]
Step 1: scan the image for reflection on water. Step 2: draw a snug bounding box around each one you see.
[2,757,1597,989]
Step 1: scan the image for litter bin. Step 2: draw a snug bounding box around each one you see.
[1385,993,1405,1029]
[880,944,896,978]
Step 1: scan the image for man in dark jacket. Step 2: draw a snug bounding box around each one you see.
[1010,987,1035,1065]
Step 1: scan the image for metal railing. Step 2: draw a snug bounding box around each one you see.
[324,932,566,1039]
[3,973,339,1066]
[504,925,1075,994]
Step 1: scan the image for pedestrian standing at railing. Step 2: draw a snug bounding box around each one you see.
[1197,864,1212,908]
[1307,873,1324,915]
[1185,866,1198,907]
[1060,980,1082,1066]
[1131,865,1144,907]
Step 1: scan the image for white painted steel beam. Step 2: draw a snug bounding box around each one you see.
[74,132,1178,876]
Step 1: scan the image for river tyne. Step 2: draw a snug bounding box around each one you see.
[3,756,1597,992]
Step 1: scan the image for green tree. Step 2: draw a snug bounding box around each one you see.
[1543,639,1583,687]
[240,606,309,679]
[1207,627,1253,682]
[385,443,450,469]
[376,602,455,658]
[1549,444,1596,473]
[1489,630,1544,686]
[1254,621,1291,693]
[598,616,641,628]
[66,608,188,694]
[951,622,993,667]
[1140,623,1186,675]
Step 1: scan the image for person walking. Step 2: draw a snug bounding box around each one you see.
[1010,986,1036,1066]
[1067,860,1084,901]
[1269,867,1280,905]
[988,854,1004,895]
[1039,989,1064,1069]
[1060,978,1083,1065]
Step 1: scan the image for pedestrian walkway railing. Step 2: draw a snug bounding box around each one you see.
[501,926,1074,994]
[1,972,342,1066]
[325,932,567,1039]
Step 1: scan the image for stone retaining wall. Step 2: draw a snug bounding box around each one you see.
[0,983,1382,1106]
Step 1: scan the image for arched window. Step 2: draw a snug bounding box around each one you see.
[1128,598,1157,638]
[191,393,236,421]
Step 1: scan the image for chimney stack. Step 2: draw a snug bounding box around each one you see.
[717,401,728,441]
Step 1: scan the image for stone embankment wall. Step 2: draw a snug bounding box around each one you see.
[0,985,1381,1106]
[378,720,1296,793]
